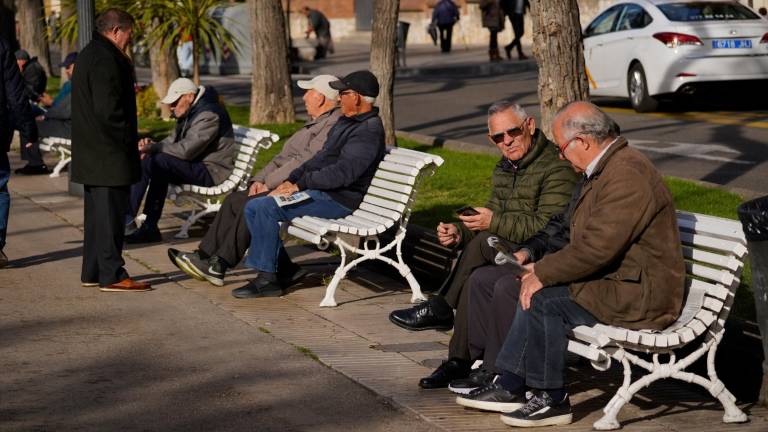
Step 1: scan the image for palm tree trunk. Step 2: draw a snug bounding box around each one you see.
[369,0,399,147]
[249,0,294,124]
[17,0,53,76]
[149,21,179,120]
[529,0,589,137]
[192,34,200,85]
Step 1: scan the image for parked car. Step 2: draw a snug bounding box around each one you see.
[583,0,768,112]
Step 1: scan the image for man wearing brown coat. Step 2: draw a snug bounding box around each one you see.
[456,101,684,428]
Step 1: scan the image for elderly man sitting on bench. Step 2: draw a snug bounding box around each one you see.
[126,78,235,244]
[231,70,385,299]
[168,75,342,287]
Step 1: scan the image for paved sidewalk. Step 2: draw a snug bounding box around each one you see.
[2,152,767,431]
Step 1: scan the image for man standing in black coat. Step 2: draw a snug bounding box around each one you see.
[0,38,38,267]
[71,8,150,292]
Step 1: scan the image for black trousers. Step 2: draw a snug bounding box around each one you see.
[468,264,521,373]
[441,231,501,361]
[489,29,499,50]
[82,185,130,286]
[129,152,214,228]
[438,24,453,53]
[504,13,525,56]
[198,190,264,268]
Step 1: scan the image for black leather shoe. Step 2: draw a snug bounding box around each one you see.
[419,358,471,389]
[278,266,308,289]
[232,276,283,299]
[389,298,454,331]
[125,225,162,244]
[14,164,51,175]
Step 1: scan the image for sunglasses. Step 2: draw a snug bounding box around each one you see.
[489,118,528,144]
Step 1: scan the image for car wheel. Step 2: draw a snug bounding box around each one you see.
[628,63,658,113]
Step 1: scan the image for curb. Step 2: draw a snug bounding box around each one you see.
[299,58,537,78]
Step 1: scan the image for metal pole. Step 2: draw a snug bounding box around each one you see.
[69,0,95,197]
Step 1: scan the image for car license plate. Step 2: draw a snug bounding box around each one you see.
[712,39,752,49]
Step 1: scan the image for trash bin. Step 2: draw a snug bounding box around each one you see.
[396,21,410,68]
[738,194,768,406]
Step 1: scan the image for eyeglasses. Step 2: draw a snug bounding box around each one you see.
[556,137,578,157]
[489,118,528,144]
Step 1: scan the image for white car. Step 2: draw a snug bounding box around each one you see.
[583,0,768,112]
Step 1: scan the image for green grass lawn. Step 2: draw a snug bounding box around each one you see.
[138,107,756,321]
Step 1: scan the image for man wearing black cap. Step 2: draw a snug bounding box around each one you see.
[232,70,385,299]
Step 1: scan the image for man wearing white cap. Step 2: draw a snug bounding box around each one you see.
[168,75,341,287]
[126,77,235,243]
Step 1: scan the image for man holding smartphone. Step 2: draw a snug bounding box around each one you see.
[389,100,579,390]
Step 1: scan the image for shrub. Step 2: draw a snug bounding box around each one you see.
[136,86,159,119]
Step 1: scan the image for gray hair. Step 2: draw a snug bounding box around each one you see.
[487,100,528,120]
[95,8,135,34]
[555,101,620,145]
[363,95,376,104]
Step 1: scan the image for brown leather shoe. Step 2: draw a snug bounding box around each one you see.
[100,278,152,292]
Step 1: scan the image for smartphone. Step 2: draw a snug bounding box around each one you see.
[455,206,480,216]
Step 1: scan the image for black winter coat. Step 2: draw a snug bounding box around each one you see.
[0,38,36,152]
[21,57,47,101]
[71,33,139,186]
[287,108,385,210]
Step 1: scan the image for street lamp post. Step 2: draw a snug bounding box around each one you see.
[69,0,95,197]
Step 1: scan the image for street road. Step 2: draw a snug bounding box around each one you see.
[146,68,768,196]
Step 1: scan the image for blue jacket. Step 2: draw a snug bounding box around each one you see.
[432,0,460,26]
[288,108,385,210]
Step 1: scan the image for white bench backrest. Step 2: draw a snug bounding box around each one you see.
[229,124,278,191]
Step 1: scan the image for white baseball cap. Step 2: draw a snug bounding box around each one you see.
[297,75,339,100]
[161,78,200,105]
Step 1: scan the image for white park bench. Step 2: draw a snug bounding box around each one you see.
[38,136,72,178]
[567,210,749,430]
[283,147,445,307]
[167,125,278,239]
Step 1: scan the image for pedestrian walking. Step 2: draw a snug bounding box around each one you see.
[501,0,528,60]
[0,38,38,267]
[479,0,504,62]
[432,0,460,53]
[70,8,151,292]
[302,6,334,60]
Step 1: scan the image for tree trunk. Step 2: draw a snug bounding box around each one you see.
[529,0,590,137]
[16,0,52,77]
[192,33,200,86]
[369,0,399,146]
[59,1,75,85]
[149,20,179,120]
[249,0,294,124]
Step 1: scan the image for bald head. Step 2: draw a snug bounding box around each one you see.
[553,101,620,147]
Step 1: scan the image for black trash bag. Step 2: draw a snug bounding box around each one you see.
[739,195,768,242]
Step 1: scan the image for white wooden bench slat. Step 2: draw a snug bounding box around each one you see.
[565,211,748,429]
[344,215,387,234]
[352,209,396,227]
[358,202,402,221]
[389,147,446,166]
[384,153,426,169]
[373,169,417,185]
[366,185,411,205]
[285,225,324,245]
[291,217,331,236]
[678,231,748,258]
[686,262,735,286]
[682,246,741,272]
[379,160,420,177]
[370,178,414,195]
[364,195,407,213]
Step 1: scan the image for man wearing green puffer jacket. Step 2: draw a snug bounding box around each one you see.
[390,100,579,389]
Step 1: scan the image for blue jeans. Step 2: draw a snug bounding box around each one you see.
[244,190,351,273]
[0,152,10,251]
[495,285,598,389]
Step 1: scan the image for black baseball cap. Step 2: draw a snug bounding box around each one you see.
[329,70,380,98]
[14,49,30,61]
[59,52,78,68]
